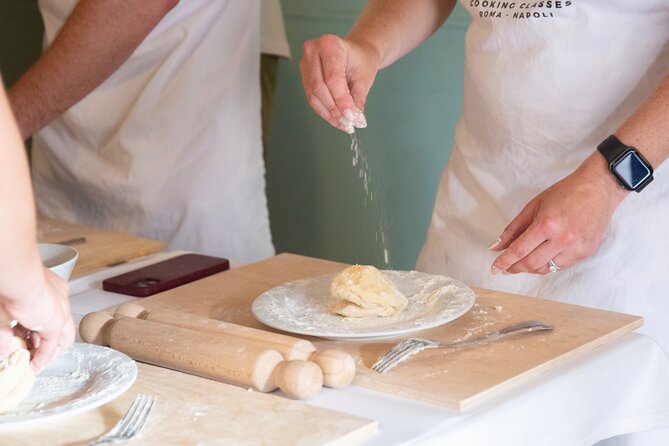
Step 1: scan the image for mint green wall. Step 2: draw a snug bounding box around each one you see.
[0,1,470,270]
[267,1,470,269]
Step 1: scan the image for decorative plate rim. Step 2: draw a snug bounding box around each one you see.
[0,343,137,428]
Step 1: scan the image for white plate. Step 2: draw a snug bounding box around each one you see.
[252,270,476,341]
[0,343,137,428]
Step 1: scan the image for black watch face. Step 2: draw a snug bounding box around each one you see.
[612,150,652,190]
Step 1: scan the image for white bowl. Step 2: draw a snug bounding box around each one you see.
[38,243,79,281]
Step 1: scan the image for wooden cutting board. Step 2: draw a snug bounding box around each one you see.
[0,363,377,445]
[37,217,165,278]
[134,253,642,411]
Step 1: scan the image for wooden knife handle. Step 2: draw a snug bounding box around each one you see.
[79,312,323,399]
[115,303,355,388]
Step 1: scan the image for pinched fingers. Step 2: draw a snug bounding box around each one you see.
[349,76,373,114]
[299,68,331,125]
[320,48,357,117]
[301,35,350,130]
[300,57,341,129]
[300,34,377,133]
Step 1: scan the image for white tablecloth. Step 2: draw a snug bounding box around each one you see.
[69,253,669,446]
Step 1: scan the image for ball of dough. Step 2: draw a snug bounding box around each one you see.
[330,265,408,317]
[0,337,35,413]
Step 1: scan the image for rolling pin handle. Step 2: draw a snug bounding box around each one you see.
[114,302,148,319]
[309,349,356,388]
[272,360,323,400]
[79,312,115,346]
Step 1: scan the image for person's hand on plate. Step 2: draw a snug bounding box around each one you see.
[1,267,75,372]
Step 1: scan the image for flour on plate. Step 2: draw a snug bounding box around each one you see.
[252,271,476,341]
[0,343,137,425]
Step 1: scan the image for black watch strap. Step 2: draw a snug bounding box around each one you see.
[597,135,628,164]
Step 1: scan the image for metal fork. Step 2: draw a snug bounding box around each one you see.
[88,394,156,445]
[371,320,553,374]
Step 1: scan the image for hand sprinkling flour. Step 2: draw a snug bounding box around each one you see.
[339,108,367,134]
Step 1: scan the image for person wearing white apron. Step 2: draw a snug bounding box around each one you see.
[416,1,669,354]
[411,10,669,438]
[302,3,669,440]
[300,0,669,355]
[9,0,274,263]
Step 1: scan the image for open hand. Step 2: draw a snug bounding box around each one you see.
[490,154,629,275]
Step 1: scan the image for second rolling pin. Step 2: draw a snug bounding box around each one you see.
[79,312,323,400]
[114,303,356,388]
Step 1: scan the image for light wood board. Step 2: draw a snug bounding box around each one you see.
[37,217,165,278]
[135,253,642,411]
[0,363,377,446]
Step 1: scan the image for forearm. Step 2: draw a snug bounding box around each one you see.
[579,70,669,202]
[0,87,44,304]
[347,0,456,69]
[615,71,669,168]
[8,0,179,139]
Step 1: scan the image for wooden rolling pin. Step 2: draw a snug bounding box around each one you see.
[114,303,356,388]
[79,312,323,400]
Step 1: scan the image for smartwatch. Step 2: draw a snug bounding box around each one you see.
[597,135,654,192]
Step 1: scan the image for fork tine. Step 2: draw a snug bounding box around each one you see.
[87,394,155,446]
[378,340,424,366]
[371,340,415,371]
[375,344,423,373]
[372,340,422,373]
[119,395,153,438]
[108,394,143,436]
[373,338,440,373]
[125,396,155,437]
[131,396,155,435]
[116,395,146,437]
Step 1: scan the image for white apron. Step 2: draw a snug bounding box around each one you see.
[418,1,669,352]
[32,0,274,263]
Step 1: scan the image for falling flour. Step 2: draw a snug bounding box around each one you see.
[348,131,391,266]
